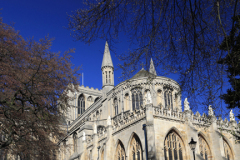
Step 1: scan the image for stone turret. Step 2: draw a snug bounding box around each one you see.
[101,41,114,94]
[149,58,157,76]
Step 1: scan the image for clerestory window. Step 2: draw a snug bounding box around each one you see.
[78,94,85,115]
[131,88,143,110]
[164,90,173,110]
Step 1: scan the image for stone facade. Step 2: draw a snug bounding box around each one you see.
[57,42,240,160]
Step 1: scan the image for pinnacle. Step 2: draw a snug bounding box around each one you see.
[149,58,157,75]
[101,41,114,69]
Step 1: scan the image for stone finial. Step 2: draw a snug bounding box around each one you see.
[146,90,152,104]
[94,123,97,134]
[149,58,157,76]
[184,98,190,111]
[230,110,235,121]
[107,116,111,125]
[208,105,214,116]
[82,132,86,141]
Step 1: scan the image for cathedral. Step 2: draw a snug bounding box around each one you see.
[57,42,240,160]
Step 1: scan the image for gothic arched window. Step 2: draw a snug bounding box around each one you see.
[198,135,211,160]
[130,134,142,160]
[164,90,173,110]
[115,142,126,160]
[78,94,85,115]
[114,98,118,115]
[164,131,184,160]
[223,139,233,160]
[132,88,143,110]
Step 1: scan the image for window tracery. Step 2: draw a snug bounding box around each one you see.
[130,134,142,160]
[78,94,85,115]
[115,142,125,160]
[198,135,211,160]
[164,90,173,110]
[131,88,143,110]
[164,131,184,160]
[223,139,232,160]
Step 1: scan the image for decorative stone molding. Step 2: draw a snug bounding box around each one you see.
[230,110,235,122]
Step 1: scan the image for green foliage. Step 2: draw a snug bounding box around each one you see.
[219,15,240,118]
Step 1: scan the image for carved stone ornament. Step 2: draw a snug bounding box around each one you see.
[230,110,235,121]
[146,90,152,104]
[184,98,190,111]
[208,105,214,116]
[82,132,86,141]
[94,123,97,134]
[107,116,111,125]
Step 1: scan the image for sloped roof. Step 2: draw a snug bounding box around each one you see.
[131,68,157,80]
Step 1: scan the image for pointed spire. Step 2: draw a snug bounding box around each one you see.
[101,41,113,69]
[149,58,157,75]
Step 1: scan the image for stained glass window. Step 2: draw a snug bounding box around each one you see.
[164,131,184,160]
[115,142,125,160]
[223,139,232,160]
[198,135,211,160]
[130,134,142,160]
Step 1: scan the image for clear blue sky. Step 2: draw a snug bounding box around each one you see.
[1,0,239,119]
[1,0,131,90]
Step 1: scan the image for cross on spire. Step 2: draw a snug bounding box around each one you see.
[140,62,145,69]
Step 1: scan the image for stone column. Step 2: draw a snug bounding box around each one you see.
[145,103,156,160]
[92,122,99,160]
[106,116,113,160]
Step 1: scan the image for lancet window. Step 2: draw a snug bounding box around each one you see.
[78,94,85,115]
[223,139,232,160]
[132,88,143,110]
[164,131,184,160]
[164,90,173,110]
[115,142,125,160]
[114,98,118,115]
[130,134,142,160]
[198,135,211,160]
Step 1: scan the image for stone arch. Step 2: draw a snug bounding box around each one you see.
[87,96,93,102]
[163,127,186,160]
[127,132,143,160]
[94,97,100,102]
[198,132,212,160]
[114,140,126,160]
[222,136,234,160]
